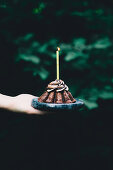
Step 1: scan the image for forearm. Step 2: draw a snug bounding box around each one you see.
[0,94,14,111]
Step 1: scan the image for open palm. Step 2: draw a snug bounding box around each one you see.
[12,94,46,115]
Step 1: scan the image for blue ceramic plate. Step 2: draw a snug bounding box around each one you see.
[31,97,84,111]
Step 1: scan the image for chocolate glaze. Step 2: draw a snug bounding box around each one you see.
[46,91,55,103]
[47,79,69,92]
[63,91,72,103]
[55,92,63,104]
[38,91,49,103]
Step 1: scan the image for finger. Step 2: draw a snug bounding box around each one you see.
[28,107,47,115]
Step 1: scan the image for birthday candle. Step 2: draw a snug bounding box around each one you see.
[56,47,60,80]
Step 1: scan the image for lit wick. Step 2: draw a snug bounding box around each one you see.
[56,47,60,80]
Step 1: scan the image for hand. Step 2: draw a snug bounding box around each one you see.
[9,94,46,115]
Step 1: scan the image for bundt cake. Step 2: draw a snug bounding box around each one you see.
[38,79,76,104]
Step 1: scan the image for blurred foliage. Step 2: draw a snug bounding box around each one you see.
[0,0,113,110]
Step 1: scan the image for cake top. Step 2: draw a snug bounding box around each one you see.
[47,79,69,92]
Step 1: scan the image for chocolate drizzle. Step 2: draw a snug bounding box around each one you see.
[47,79,69,92]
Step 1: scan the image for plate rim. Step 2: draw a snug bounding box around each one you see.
[31,97,84,111]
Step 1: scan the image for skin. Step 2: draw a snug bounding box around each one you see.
[0,93,47,115]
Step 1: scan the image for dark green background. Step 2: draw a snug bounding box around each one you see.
[0,0,113,169]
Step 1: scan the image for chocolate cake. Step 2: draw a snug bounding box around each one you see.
[38,79,76,104]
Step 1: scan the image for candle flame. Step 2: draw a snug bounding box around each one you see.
[57,47,60,51]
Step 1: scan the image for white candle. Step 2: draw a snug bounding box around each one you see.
[56,47,60,80]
